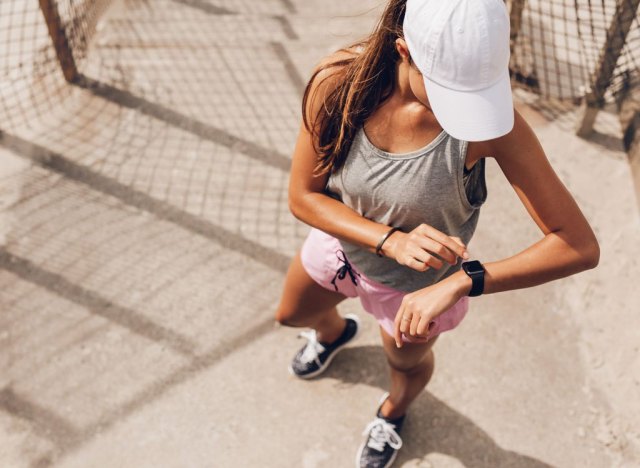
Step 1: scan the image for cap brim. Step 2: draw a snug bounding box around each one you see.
[423,68,514,141]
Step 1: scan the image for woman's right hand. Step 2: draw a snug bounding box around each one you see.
[381,223,470,272]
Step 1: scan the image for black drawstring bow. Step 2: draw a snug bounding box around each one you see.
[330,250,361,291]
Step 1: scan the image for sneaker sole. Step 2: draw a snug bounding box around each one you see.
[288,313,361,380]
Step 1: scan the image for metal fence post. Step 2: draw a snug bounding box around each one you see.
[38,0,79,83]
[576,0,640,137]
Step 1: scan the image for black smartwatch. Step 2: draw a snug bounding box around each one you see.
[461,260,485,297]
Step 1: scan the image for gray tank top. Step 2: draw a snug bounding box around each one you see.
[324,125,487,292]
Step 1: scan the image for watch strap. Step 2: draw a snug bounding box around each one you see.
[462,260,485,297]
[467,270,484,296]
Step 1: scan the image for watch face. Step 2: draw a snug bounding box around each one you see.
[463,260,484,275]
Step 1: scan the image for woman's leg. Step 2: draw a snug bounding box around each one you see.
[377,326,440,419]
[274,251,349,343]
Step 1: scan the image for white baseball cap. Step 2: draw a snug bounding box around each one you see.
[403,0,514,141]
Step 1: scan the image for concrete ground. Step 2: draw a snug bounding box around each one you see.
[0,0,638,467]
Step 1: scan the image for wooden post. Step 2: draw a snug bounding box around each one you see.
[624,112,640,211]
[508,0,526,58]
[619,84,640,209]
[38,0,78,83]
[576,0,640,137]
[507,0,540,91]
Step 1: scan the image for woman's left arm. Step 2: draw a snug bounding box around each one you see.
[394,109,600,347]
[455,109,600,291]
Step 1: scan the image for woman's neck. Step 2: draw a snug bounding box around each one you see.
[394,60,417,103]
[362,61,443,152]
[391,61,436,119]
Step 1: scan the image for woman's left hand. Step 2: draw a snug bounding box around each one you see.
[394,278,464,348]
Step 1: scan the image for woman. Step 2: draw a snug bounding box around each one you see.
[275,0,600,466]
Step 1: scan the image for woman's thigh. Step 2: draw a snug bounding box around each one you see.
[275,250,348,325]
[378,325,439,372]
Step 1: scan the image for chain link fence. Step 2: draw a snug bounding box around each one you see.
[509,0,639,103]
[0,3,305,463]
[1,0,639,139]
[507,0,640,143]
[0,0,110,132]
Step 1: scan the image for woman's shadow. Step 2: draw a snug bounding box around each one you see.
[323,345,553,468]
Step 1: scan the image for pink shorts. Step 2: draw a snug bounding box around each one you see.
[300,228,469,344]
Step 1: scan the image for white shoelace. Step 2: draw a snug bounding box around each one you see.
[297,330,326,366]
[362,417,403,452]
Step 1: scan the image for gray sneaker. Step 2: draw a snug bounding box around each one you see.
[288,313,360,379]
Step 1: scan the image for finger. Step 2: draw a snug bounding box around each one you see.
[413,236,459,265]
[418,224,469,259]
[420,253,444,270]
[450,236,469,260]
[451,236,466,248]
[405,257,430,272]
[409,246,446,269]
[416,316,435,336]
[394,304,405,348]
[409,313,421,336]
[405,334,428,343]
[399,312,412,336]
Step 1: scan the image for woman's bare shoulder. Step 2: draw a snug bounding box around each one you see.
[315,44,362,68]
[308,45,361,88]
[304,44,362,122]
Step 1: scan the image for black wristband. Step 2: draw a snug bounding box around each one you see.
[461,260,485,296]
[375,227,401,257]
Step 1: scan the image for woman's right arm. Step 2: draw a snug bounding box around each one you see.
[288,58,468,271]
[288,114,394,254]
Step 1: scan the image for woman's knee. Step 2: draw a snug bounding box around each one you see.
[274,305,306,327]
[275,302,341,327]
[380,326,438,371]
[275,253,346,327]
[386,348,433,373]
[274,307,293,326]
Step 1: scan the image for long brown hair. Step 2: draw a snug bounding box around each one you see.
[302,0,409,176]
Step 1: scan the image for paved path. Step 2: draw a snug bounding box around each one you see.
[0,1,638,467]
